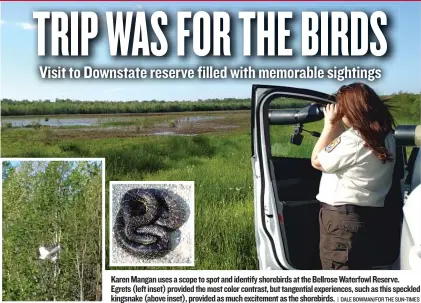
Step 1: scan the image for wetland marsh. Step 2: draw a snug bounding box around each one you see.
[1,93,419,270]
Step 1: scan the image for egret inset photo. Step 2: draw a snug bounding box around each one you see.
[1,158,105,302]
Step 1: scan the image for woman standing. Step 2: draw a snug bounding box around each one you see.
[311,82,396,270]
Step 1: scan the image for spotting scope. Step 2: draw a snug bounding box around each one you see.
[268,103,325,125]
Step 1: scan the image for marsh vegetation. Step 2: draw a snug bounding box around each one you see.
[2,161,103,301]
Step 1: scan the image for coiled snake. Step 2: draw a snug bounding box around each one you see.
[113,188,188,258]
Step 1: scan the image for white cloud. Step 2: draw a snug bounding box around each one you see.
[0,20,37,30]
[19,22,37,30]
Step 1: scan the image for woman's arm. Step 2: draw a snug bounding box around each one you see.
[311,104,345,171]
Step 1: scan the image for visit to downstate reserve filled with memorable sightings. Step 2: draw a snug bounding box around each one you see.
[40,65,382,81]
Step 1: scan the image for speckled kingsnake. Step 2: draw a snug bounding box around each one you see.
[113,188,188,258]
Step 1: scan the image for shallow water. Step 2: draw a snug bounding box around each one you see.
[152,131,197,136]
[2,115,223,128]
[177,116,224,123]
[2,117,99,127]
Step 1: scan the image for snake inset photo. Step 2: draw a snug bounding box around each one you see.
[113,187,189,259]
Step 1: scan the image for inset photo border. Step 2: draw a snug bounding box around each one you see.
[1,158,105,302]
[109,181,195,267]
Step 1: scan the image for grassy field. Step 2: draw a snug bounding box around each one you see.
[1,93,419,270]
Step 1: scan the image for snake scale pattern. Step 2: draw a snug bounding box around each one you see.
[114,188,188,259]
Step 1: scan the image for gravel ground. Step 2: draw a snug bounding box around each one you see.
[111,182,194,266]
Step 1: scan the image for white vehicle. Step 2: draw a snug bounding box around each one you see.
[251,85,421,270]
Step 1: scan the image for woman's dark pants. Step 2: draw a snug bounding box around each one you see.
[319,203,376,270]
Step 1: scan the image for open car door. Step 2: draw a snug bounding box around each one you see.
[251,84,405,270]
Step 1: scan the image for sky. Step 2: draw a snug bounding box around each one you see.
[0,1,420,101]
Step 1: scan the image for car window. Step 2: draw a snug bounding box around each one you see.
[269,98,323,158]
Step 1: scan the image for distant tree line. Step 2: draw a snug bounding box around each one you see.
[0,97,311,116]
[1,93,419,119]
